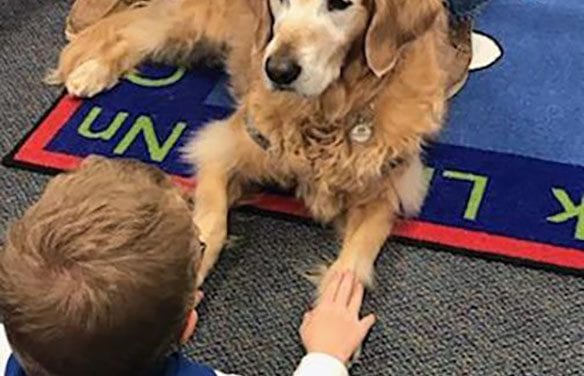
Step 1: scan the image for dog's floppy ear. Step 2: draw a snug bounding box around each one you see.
[365,0,441,77]
[248,0,272,51]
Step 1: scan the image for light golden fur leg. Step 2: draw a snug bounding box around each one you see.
[317,195,398,297]
[185,120,236,287]
[192,165,231,287]
[49,0,237,97]
[183,117,249,286]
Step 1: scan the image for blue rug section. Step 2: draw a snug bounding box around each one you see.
[424,145,584,249]
[40,0,584,253]
[442,0,584,166]
[47,65,232,175]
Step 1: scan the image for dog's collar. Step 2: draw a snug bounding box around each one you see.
[244,112,271,151]
[243,110,406,172]
[244,109,379,151]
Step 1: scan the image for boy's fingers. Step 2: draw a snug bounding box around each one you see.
[359,313,376,336]
[348,280,364,314]
[335,271,355,306]
[322,270,342,303]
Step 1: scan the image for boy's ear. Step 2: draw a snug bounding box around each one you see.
[180,310,198,344]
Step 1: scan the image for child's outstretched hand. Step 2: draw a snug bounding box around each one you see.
[300,271,376,364]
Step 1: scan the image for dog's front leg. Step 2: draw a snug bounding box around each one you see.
[318,194,399,296]
[192,165,232,287]
[51,0,230,97]
[185,117,248,287]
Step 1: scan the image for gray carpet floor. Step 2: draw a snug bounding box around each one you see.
[1,1,582,375]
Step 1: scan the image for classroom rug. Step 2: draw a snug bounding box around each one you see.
[3,0,584,275]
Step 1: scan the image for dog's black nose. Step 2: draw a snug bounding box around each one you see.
[265,55,302,86]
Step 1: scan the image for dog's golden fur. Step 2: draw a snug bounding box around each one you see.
[51,0,449,294]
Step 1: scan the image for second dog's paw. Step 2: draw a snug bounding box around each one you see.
[65,59,118,97]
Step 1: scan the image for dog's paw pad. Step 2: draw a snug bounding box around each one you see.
[66,59,117,97]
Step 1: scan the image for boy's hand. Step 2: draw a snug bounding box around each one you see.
[300,271,376,364]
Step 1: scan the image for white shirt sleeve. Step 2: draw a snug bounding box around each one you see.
[1,324,12,374]
[293,353,349,376]
[214,353,348,376]
[215,371,242,376]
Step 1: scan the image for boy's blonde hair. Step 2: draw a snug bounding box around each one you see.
[0,157,201,376]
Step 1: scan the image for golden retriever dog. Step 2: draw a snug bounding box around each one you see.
[50,0,449,295]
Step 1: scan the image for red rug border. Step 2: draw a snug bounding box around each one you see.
[3,94,583,276]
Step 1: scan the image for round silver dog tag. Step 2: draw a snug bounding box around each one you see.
[350,123,373,144]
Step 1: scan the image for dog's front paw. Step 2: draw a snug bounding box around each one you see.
[194,231,228,288]
[65,59,118,97]
[312,258,375,301]
[195,250,217,288]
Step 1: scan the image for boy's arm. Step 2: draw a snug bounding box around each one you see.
[214,352,347,376]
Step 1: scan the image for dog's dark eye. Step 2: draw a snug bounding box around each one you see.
[328,0,352,11]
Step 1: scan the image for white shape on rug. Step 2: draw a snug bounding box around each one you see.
[470,32,503,71]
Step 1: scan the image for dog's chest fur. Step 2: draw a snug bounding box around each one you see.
[253,107,397,222]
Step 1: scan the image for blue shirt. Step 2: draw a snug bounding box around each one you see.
[5,352,217,376]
